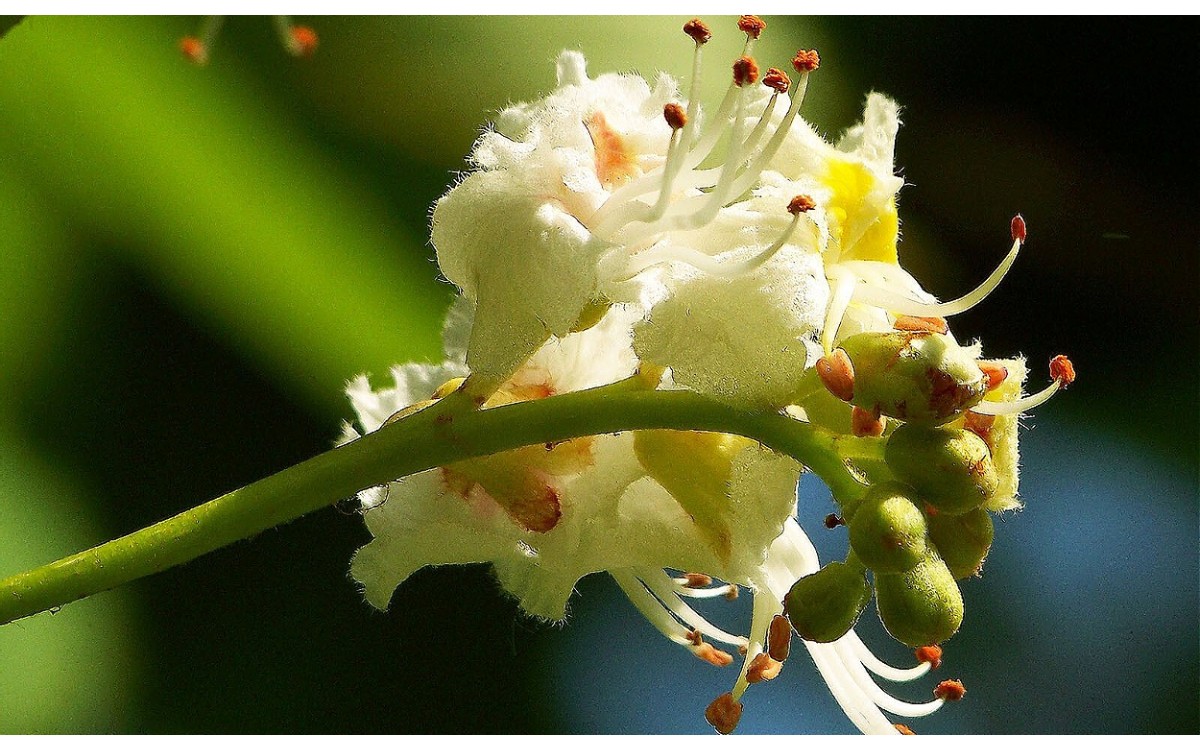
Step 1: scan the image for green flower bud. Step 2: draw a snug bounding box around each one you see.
[886,424,998,515]
[839,332,987,424]
[874,554,964,647]
[847,482,928,573]
[784,561,872,643]
[927,507,994,579]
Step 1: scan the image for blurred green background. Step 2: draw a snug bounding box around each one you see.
[0,16,1195,733]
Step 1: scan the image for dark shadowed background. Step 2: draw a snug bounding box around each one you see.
[0,16,1195,734]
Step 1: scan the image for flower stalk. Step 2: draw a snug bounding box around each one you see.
[0,379,864,627]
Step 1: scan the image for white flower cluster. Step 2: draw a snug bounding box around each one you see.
[343,16,1065,734]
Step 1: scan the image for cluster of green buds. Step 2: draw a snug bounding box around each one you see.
[785,316,1075,650]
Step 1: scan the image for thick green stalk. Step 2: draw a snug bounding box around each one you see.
[0,383,863,626]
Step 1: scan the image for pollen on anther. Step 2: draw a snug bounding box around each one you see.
[733,55,760,87]
[747,653,783,683]
[816,348,855,402]
[705,693,743,735]
[1011,214,1027,242]
[824,513,844,529]
[978,362,1009,391]
[289,25,319,57]
[763,67,791,94]
[915,645,943,670]
[683,18,712,45]
[1049,355,1076,387]
[737,15,766,39]
[788,194,816,215]
[694,642,735,667]
[895,724,916,735]
[663,103,688,130]
[179,36,207,65]
[683,572,713,588]
[792,49,820,72]
[768,614,792,661]
[934,679,966,701]
[894,315,949,335]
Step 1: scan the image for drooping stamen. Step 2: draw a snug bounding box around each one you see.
[971,355,1075,415]
[848,217,1026,318]
[915,645,943,670]
[746,653,783,683]
[768,614,792,662]
[804,642,900,734]
[816,348,855,402]
[641,569,748,648]
[704,692,743,734]
[851,405,885,437]
[179,16,224,65]
[612,570,696,647]
[894,315,949,334]
[730,591,780,701]
[833,640,948,718]
[273,16,318,58]
[978,362,1009,391]
[846,632,932,682]
[934,679,966,701]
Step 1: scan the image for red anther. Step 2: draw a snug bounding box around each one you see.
[893,315,949,335]
[686,629,704,646]
[704,693,743,735]
[851,405,885,437]
[963,410,996,441]
[737,15,766,39]
[1049,354,1076,387]
[934,679,966,701]
[179,36,207,65]
[683,18,712,45]
[787,194,816,215]
[289,25,319,57]
[683,572,713,588]
[663,103,688,130]
[1011,214,1027,242]
[816,348,855,402]
[732,55,760,87]
[824,513,844,529]
[746,653,783,683]
[915,645,943,670]
[768,614,792,662]
[792,49,821,72]
[762,67,791,94]
[895,724,916,735]
[978,362,1009,391]
[693,642,735,667]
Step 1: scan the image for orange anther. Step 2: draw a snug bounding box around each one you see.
[934,679,966,701]
[1011,214,1027,242]
[851,405,885,437]
[787,194,816,215]
[963,410,996,441]
[704,693,743,735]
[915,645,943,670]
[895,724,916,735]
[768,614,792,662]
[683,572,713,588]
[978,362,1009,391]
[693,642,734,667]
[737,15,766,38]
[725,585,740,601]
[792,49,820,72]
[663,103,688,130]
[733,55,760,87]
[763,67,791,94]
[747,652,783,683]
[686,629,704,646]
[289,25,319,57]
[179,36,207,65]
[683,18,712,44]
[1049,355,1076,387]
[893,315,949,335]
[824,513,844,529]
[815,348,855,402]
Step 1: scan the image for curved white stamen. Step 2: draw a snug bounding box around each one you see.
[971,377,1062,415]
[726,71,812,199]
[731,592,780,700]
[834,640,946,718]
[806,642,899,734]
[673,583,738,600]
[846,632,931,682]
[612,569,692,646]
[641,569,748,647]
[849,236,1022,318]
[619,209,804,282]
[822,267,858,354]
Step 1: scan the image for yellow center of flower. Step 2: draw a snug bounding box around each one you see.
[822,158,899,264]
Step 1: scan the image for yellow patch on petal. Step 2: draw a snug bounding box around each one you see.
[633,430,754,562]
[822,158,899,264]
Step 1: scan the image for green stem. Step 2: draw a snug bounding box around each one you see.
[0,381,863,626]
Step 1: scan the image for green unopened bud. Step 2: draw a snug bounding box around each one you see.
[875,554,964,647]
[784,561,872,643]
[886,424,998,515]
[847,482,928,573]
[927,507,994,579]
[838,332,987,424]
